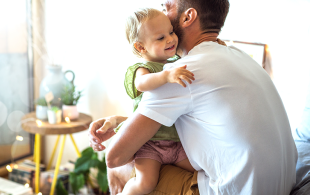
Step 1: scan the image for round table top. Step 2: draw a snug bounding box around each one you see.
[21,112,93,135]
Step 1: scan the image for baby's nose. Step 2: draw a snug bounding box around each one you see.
[167,36,173,43]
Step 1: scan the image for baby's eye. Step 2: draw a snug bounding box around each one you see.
[158,36,164,40]
[170,31,174,35]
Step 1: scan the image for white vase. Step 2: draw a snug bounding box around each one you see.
[62,105,79,120]
[36,105,48,120]
[39,65,75,107]
[47,110,62,124]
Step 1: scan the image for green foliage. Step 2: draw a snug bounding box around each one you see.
[69,172,85,194]
[61,84,82,105]
[56,178,68,195]
[35,97,47,106]
[97,168,109,193]
[56,147,109,194]
[49,106,60,113]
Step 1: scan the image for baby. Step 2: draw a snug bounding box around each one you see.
[114,8,196,195]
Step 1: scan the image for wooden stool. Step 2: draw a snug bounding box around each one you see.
[21,112,92,195]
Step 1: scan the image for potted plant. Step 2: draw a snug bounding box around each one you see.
[35,97,48,120]
[47,106,62,124]
[56,147,109,194]
[61,84,82,120]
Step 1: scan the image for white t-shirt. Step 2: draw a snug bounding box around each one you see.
[137,42,297,195]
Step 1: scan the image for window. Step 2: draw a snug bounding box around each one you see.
[0,0,34,168]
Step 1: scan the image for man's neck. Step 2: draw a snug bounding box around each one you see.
[180,32,219,56]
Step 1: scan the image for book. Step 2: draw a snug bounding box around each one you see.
[0,177,33,195]
[22,159,46,169]
[8,160,45,189]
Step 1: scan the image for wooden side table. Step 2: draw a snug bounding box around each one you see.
[21,112,92,195]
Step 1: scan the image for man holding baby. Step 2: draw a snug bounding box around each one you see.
[88,0,297,194]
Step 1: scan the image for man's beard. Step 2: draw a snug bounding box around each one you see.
[170,14,184,52]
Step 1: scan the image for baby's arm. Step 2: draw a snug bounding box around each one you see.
[135,65,195,92]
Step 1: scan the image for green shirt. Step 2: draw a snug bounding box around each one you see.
[114,56,180,142]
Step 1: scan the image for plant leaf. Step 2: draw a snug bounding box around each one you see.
[56,178,68,195]
[61,84,83,105]
[74,147,94,174]
[97,170,109,193]
[97,158,107,174]
[89,153,100,168]
[81,147,94,157]
[70,172,85,194]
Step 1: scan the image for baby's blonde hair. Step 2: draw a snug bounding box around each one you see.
[125,8,162,58]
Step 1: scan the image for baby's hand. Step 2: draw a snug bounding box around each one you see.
[166,65,195,87]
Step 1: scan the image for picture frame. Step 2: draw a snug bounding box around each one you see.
[222,40,272,77]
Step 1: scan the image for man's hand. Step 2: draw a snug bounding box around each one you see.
[165,65,195,87]
[88,116,127,151]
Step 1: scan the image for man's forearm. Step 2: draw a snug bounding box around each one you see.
[106,112,162,168]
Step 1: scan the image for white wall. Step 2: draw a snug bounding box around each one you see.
[42,0,310,164]
[219,0,310,136]
[43,0,162,164]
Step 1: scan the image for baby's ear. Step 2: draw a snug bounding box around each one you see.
[134,42,146,54]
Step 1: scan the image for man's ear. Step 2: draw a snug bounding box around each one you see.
[180,8,198,28]
[134,42,147,54]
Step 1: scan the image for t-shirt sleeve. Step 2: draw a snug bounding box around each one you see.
[136,82,193,127]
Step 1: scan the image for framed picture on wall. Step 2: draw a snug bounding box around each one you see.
[222,40,272,77]
[223,40,267,67]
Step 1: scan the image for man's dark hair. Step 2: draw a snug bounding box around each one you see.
[177,0,230,32]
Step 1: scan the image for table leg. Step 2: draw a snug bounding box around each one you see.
[69,134,81,157]
[33,136,36,162]
[50,135,66,195]
[47,135,60,170]
[35,134,41,194]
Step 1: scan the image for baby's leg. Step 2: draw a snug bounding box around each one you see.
[175,158,196,173]
[174,142,195,173]
[121,158,161,195]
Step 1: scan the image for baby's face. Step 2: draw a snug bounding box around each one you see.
[139,12,178,63]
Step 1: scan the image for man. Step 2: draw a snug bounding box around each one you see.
[89,0,297,194]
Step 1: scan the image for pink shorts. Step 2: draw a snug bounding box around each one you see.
[135,140,188,164]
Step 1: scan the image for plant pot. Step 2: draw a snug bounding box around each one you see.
[62,105,79,120]
[36,105,48,120]
[47,109,62,124]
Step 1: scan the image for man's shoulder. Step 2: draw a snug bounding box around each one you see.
[163,54,195,70]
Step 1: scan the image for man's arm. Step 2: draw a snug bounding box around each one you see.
[106,112,162,168]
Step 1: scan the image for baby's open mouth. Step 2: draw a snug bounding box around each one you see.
[165,45,175,50]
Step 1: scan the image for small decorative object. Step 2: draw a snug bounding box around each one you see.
[61,84,82,120]
[39,65,75,107]
[35,97,48,120]
[47,106,62,124]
